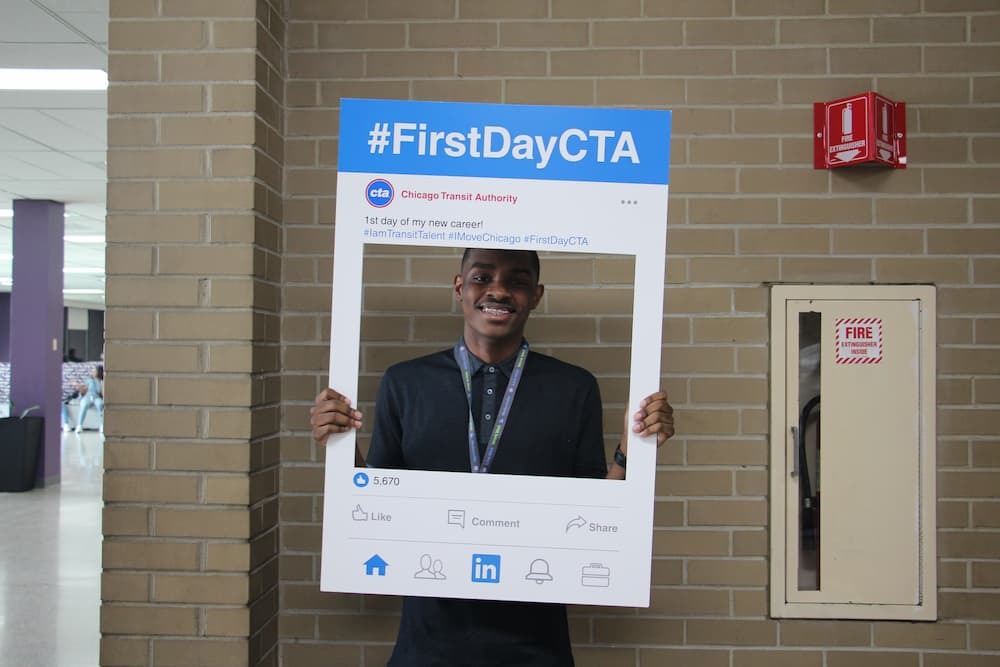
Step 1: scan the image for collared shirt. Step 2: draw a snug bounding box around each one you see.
[367,348,606,478]
[366,347,607,666]
[465,350,517,457]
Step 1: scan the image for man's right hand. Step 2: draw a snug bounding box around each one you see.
[310,388,363,443]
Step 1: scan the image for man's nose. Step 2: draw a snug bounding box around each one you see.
[486,279,512,299]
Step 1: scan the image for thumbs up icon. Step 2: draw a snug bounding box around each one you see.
[352,504,369,521]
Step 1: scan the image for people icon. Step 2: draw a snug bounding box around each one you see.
[414,554,446,580]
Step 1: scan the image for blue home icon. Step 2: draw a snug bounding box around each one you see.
[471,553,501,584]
[364,554,388,576]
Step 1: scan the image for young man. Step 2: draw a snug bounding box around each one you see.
[311,248,674,665]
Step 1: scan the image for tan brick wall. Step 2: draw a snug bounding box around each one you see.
[278,2,1000,666]
[103,0,283,665]
[101,1,1000,665]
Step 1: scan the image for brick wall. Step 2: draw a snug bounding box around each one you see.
[279,2,1000,666]
[103,0,284,665]
[105,0,1000,665]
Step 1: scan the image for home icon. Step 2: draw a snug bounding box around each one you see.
[364,554,388,576]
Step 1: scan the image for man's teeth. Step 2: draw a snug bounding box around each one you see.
[481,305,512,314]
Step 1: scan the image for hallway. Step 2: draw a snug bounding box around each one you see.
[0,431,102,667]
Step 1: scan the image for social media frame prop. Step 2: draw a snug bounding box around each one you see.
[322,98,671,607]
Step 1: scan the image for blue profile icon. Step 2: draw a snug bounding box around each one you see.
[353,471,370,488]
[365,178,394,208]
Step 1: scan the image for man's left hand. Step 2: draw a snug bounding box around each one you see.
[624,391,675,452]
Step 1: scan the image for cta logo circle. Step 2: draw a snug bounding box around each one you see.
[365,178,394,208]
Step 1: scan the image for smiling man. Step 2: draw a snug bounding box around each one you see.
[311,247,674,665]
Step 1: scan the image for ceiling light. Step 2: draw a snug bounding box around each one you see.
[64,235,105,243]
[63,289,104,295]
[0,68,108,91]
[64,267,104,274]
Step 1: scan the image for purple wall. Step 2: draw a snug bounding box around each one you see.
[10,200,64,485]
[0,292,9,363]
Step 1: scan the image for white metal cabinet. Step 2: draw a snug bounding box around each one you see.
[769,285,936,621]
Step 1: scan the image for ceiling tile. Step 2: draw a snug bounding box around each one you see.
[0,155,64,179]
[0,126,45,150]
[0,178,106,203]
[0,0,85,43]
[37,0,108,12]
[0,43,106,69]
[42,109,107,138]
[0,90,107,111]
[14,151,106,178]
[64,203,106,222]
[0,109,103,151]
[57,11,109,44]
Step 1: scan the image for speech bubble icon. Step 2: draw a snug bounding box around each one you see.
[447,509,466,528]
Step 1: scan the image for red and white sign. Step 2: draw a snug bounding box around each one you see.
[835,317,883,365]
[874,96,896,163]
[826,94,869,166]
[814,92,906,169]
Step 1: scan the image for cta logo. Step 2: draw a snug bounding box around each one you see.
[365,178,394,208]
[471,553,501,584]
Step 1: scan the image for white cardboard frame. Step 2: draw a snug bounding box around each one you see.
[321,99,670,607]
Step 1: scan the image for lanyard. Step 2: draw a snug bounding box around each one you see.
[453,339,529,473]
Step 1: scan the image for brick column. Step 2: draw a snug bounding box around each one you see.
[102,1,284,665]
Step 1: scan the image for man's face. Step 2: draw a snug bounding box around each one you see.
[454,249,544,346]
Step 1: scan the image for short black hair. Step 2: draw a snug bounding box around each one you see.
[461,248,541,282]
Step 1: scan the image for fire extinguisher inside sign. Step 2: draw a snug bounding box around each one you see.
[835,318,883,365]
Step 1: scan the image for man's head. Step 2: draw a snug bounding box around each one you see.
[454,248,544,357]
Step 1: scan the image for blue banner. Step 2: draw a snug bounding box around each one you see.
[338,98,671,185]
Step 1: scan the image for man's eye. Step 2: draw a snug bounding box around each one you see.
[472,274,490,283]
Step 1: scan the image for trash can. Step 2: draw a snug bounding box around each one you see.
[0,416,44,492]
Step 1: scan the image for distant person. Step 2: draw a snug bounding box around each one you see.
[64,348,82,362]
[75,364,104,434]
[61,385,79,432]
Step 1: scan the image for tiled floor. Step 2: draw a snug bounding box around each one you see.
[0,431,103,667]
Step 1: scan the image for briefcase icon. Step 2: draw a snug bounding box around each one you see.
[581,563,610,587]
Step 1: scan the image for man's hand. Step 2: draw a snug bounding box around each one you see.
[310,388,363,443]
[622,390,675,454]
[607,391,674,480]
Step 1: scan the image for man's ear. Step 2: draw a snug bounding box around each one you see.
[530,284,544,309]
[454,274,463,301]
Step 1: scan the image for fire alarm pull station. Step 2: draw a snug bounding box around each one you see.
[814,92,906,169]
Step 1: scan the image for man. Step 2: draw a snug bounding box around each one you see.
[312,248,674,665]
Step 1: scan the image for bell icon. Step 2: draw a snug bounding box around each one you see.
[525,558,553,584]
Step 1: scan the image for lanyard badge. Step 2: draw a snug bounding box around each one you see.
[453,339,529,473]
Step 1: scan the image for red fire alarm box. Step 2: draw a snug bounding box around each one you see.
[814,92,906,169]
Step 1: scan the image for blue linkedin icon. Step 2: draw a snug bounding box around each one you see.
[470,554,501,584]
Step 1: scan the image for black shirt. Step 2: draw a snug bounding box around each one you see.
[367,347,607,666]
